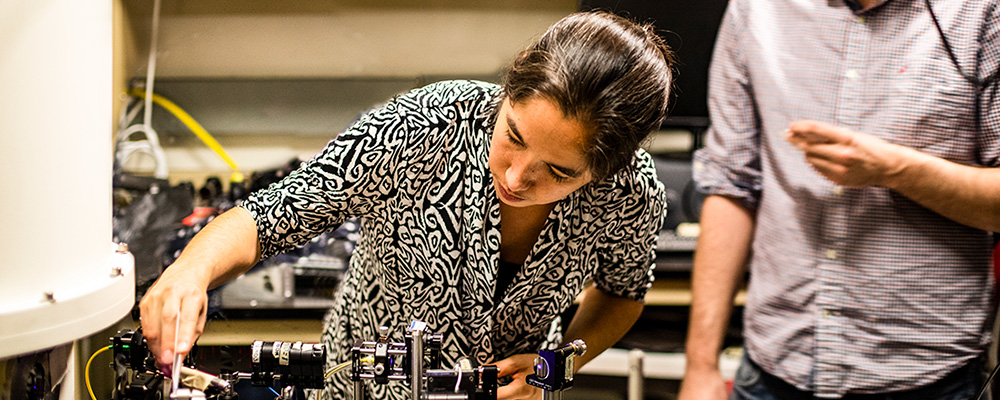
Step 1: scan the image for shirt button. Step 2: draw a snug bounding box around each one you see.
[856,16,865,24]
[845,70,860,79]
[832,186,844,195]
[825,249,838,259]
[821,309,831,318]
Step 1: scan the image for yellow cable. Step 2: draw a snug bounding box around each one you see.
[127,88,243,183]
[86,345,112,400]
[325,361,353,379]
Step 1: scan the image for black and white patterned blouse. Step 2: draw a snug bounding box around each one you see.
[241,80,666,400]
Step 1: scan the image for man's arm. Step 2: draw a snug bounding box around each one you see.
[678,195,755,400]
[138,207,262,369]
[787,120,1000,232]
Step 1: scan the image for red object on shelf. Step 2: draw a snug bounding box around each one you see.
[182,206,218,226]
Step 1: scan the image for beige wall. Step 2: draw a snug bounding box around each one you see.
[121,0,575,78]
[114,0,576,186]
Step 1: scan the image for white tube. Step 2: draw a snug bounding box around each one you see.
[0,0,134,359]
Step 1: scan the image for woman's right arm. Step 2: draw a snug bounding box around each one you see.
[139,91,404,370]
[139,206,262,369]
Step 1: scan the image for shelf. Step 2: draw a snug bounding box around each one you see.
[575,279,746,307]
[644,279,747,307]
[198,319,322,346]
[578,347,741,380]
[199,277,745,346]
[197,279,746,346]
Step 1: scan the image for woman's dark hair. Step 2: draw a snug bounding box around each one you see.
[502,11,675,182]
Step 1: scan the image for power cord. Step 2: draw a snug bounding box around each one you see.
[86,345,112,400]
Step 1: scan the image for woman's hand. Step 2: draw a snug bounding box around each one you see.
[138,262,210,373]
[493,353,542,400]
[138,207,261,374]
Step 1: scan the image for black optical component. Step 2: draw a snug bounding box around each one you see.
[250,341,326,389]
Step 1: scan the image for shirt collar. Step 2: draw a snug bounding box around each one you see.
[843,0,890,14]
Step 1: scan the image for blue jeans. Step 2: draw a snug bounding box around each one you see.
[731,353,986,400]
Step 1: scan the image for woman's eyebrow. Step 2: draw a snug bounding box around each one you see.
[506,114,525,142]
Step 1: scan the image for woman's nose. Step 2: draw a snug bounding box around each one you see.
[506,159,535,192]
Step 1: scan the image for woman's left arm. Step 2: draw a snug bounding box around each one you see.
[492,286,643,399]
[563,284,645,369]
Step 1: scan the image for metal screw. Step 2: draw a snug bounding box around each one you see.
[111,266,122,277]
[570,339,588,356]
[43,291,56,303]
[116,242,129,254]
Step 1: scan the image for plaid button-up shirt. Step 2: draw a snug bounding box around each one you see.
[694,0,1000,397]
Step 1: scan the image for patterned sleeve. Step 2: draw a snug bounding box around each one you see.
[978,1,1000,167]
[691,0,763,211]
[592,151,666,301]
[241,95,410,259]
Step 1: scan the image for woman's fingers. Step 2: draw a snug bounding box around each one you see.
[139,276,208,371]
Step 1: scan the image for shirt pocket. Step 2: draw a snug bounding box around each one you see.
[884,58,978,159]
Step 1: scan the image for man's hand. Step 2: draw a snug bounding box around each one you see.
[786,120,911,187]
[137,264,210,373]
[678,367,729,400]
[493,354,542,400]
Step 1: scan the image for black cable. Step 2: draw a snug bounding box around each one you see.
[975,361,1000,400]
[924,0,979,87]
[925,2,1000,397]
[923,0,1000,131]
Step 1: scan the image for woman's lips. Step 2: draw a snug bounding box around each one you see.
[496,182,525,202]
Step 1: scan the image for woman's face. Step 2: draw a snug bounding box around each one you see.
[489,96,594,208]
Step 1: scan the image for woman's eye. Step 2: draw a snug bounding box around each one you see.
[549,169,570,183]
[506,130,525,147]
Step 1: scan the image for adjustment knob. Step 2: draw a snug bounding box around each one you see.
[533,356,549,379]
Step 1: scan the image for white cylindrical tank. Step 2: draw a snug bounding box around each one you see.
[0,0,134,360]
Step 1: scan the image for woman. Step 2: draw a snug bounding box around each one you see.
[139,11,674,400]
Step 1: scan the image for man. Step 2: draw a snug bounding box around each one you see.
[679,0,999,398]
